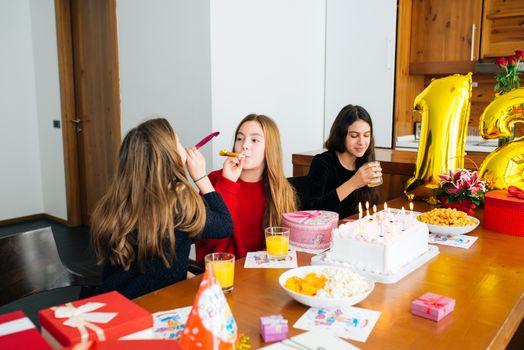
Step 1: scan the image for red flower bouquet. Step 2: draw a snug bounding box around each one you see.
[435,169,488,215]
[495,49,523,95]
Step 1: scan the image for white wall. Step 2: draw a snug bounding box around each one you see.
[1,0,398,221]
[324,0,397,148]
[0,0,44,220]
[210,0,326,174]
[117,0,213,163]
[30,0,67,220]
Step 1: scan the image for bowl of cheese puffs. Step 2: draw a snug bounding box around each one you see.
[416,208,479,235]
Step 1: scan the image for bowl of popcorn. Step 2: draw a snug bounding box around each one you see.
[278,265,374,308]
[416,208,479,235]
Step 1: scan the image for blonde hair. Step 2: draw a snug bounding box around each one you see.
[234,114,297,227]
[90,118,206,271]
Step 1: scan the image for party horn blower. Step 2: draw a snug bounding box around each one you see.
[218,149,244,158]
[195,131,220,149]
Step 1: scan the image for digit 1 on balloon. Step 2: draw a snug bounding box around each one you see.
[405,73,473,199]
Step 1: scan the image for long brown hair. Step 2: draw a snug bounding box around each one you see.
[233,114,297,227]
[90,118,206,271]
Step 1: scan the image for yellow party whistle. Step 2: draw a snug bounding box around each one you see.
[218,149,244,158]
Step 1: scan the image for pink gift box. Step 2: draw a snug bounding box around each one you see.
[0,311,52,349]
[282,210,339,252]
[411,292,455,321]
[39,291,153,349]
[260,315,288,343]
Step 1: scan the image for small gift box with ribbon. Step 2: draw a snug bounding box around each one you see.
[39,291,153,349]
[411,292,455,321]
[0,311,52,349]
[260,315,288,343]
[484,188,524,236]
[282,210,339,253]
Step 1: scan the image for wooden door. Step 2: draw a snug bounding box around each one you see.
[55,0,121,226]
[409,0,483,74]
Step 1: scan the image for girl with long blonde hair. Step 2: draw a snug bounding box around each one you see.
[91,118,232,299]
[195,114,296,263]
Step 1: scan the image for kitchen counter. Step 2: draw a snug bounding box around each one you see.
[292,148,489,201]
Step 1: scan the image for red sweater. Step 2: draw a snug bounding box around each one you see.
[195,170,266,263]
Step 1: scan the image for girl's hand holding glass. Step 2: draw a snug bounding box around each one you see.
[352,161,382,188]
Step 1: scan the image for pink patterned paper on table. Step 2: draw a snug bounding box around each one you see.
[293,306,381,343]
[429,233,478,249]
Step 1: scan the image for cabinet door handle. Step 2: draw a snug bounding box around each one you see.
[470,24,477,61]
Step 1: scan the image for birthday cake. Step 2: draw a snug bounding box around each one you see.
[325,211,429,275]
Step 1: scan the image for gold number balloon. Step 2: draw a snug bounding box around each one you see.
[479,88,524,189]
[405,73,472,198]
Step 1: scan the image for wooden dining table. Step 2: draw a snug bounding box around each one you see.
[134,197,524,349]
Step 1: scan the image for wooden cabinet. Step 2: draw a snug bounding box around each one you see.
[409,0,482,74]
[481,0,524,58]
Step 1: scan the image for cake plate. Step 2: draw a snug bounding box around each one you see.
[310,245,439,284]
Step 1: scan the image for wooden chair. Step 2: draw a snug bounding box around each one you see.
[0,227,100,326]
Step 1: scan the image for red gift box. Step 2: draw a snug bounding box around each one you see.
[39,291,152,349]
[0,311,51,349]
[63,339,183,349]
[411,292,455,321]
[484,190,524,236]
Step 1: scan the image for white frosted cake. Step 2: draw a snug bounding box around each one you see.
[325,212,429,275]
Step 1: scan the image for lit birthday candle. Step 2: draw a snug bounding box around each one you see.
[401,206,406,231]
[378,211,384,236]
[373,204,377,221]
[365,201,370,220]
[384,202,388,221]
[409,201,414,219]
[358,202,363,235]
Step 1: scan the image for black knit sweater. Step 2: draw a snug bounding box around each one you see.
[304,150,360,219]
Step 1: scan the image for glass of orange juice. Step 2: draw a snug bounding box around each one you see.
[265,227,290,260]
[204,252,235,293]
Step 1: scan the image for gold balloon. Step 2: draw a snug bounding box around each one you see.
[479,88,524,189]
[405,73,472,198]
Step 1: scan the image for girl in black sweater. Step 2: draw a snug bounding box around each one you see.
[305,105,381,218]
[91,118,232,299]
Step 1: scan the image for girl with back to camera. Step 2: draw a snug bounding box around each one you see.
[304,104,381,218]
[91,118,233,299]
[195,114,296,263]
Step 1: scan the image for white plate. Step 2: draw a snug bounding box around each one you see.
[311,245,440,284]
[423,216,480,235]
[278,265,374,309]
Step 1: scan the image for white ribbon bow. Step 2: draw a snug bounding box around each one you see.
[262,316,287,333]
[53,302,118,342]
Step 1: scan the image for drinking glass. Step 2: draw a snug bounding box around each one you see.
[367,161,383,187]
[204,252,235,293]
[265,227,290,260]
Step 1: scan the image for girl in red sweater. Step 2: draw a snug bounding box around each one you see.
[195,114,297,263]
